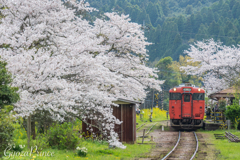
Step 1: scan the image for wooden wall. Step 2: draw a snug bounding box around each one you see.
[82,104,136,144]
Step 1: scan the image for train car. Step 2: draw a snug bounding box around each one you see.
[169,83,205,130]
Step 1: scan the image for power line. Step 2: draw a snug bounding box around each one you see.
[150,28,240,39]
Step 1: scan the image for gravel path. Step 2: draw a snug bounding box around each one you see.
[135,121,215,160]
[166,132,196,160]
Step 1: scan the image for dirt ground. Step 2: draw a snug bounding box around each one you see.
[135,121,219,160]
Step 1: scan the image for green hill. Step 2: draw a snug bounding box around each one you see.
[86,0,240,62]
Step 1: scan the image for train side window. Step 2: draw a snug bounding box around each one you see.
[193,93,205,100]
[169,93,181,100]
[184,94,190,102]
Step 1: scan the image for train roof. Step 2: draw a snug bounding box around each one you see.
[169,83,205,93]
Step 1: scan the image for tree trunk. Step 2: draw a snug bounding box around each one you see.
[31,116,36,140]
[27,116,31,149]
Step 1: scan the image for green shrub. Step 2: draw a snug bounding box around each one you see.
[11,144,24,152]
[76,147,87,157]
[30,133,49,151]
[0,106,16,158]
[225,101,240,129]
[47,122,80,150]
[219,99,227,112]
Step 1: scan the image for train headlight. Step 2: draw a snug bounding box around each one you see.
[173,88,176,91]
[198,88,201,92]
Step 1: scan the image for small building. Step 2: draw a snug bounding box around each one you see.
[208,87,240,104]
[82,98,141,144]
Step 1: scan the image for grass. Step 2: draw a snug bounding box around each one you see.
[3,109,167,160]
[198,129,240,160]
[3,139,153,160]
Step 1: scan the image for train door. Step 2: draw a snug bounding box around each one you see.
[182,94,192,118]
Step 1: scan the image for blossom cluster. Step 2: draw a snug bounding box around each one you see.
[0,0,163,148]
[181,39,240,94]
[76,147,87,153]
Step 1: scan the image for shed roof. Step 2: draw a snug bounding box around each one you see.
[113,98,141,104]
[208,87,240,100]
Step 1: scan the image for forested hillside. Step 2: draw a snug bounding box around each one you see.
[86,0,240,62]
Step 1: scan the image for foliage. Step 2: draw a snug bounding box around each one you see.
[76,146,87,157]
[155,56,181,90]
[0,58,19,158]
[137,107,167,123]
[30,133,49,151]
[0,106,16,158]
[0,59,19,108]
[86,0,240,61]
[218,99,227,112]
[10,144,24,152]
[47,122,80,150]
[225,99,240,129]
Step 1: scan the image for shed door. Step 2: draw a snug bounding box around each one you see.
[182,94,192,118]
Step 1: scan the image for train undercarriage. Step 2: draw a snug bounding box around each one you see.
[170,119,203,130]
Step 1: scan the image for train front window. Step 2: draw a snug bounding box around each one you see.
[169,93,181,100]
[184,94,190,102]
[193,93,205,100]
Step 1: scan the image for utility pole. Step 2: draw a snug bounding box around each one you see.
[152,89,154,109]
[162,87,164,110]
[155,93,159,108]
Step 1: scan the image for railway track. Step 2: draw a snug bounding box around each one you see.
[161,131,198,160]
[136,122,158,138]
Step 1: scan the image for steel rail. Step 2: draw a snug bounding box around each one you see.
[145,123,157,135]
[190,131,199,160]
[161,131,181,160]
[136,123,157,138]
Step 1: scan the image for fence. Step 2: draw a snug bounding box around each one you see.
[210,112,225,123]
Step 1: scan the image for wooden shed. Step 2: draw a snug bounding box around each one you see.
[208,87,240,103]
[82,98,140,144]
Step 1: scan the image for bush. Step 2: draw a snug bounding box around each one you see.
[0,106,16,158]
[47,122,80,150]
[11,144,24,152]
[225,101,240,129]
[219,99,227,112]
[30,133,49,151]
[76,147,87,157]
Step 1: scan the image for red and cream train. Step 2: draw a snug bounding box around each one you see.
[169,83,205,129]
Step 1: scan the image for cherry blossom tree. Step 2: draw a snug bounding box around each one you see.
[0,0,163,148]
[181,39,240,94]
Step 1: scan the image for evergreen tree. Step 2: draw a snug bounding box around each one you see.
[218,27,226,43]
[221,3,230,18]
[136,9,147,24]
[183,17,193,40]
[229,0,236,10]
[145,14,153,27]
[207,8,215,24]
[193,12,203,33]
[172,34,182,52]
[110,0,116,7]
[208,21,220,40]
[0,59,19,109]
[130,7,140,22]
[232,2,240,19]
[146,2,159,26]
[177,15,185,33]
[185,5,193,15]
[155,56,181,90]
[195,24,208,41]
[154,17,164,26]
[161,0,170,16]
[154,24,162,43]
